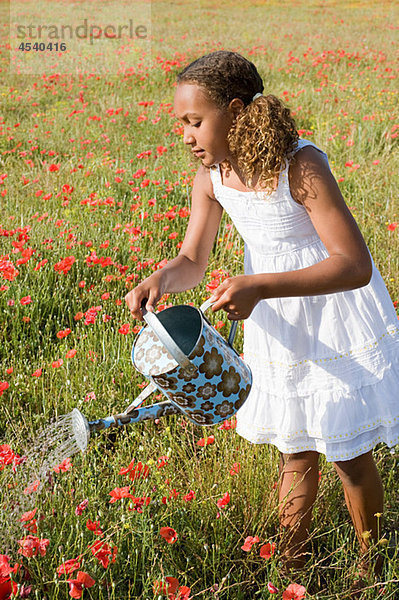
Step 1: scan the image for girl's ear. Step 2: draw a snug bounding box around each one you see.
[228,98,245,119]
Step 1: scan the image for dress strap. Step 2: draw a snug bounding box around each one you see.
[289,138,330,169]
[209,164,223,192]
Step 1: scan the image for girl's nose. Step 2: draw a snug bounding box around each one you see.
[183,128,195,145]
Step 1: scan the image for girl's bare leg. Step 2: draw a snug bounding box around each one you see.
[278,450,320,570]
[333,451,384,576]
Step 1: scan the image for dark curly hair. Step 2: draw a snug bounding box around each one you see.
[176,51,299,190]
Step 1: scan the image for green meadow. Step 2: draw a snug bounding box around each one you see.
[0,1,398,598]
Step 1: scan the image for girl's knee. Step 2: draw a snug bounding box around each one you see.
[333,451,377,486]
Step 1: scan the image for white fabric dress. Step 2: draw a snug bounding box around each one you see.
[209,139,399,462]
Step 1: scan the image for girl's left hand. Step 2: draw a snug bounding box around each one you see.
[209,275,261,320]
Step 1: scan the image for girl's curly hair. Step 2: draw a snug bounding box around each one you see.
[176,51,299,190]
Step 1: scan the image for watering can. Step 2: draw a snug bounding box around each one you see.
[71,299,252,453]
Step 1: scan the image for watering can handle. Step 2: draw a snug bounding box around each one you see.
[141,302,197,376]
[200,298,238,348]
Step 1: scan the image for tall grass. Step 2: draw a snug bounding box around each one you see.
[0,1,398,598]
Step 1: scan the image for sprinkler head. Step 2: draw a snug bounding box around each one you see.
[71,408,90,453]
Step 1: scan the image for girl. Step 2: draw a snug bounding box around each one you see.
[125,51,399,578]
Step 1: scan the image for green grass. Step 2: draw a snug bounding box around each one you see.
[0,1,398,598]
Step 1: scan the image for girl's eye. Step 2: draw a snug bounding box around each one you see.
[192,122,201,128]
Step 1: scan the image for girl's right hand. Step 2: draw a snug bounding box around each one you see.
[125,273,164,320]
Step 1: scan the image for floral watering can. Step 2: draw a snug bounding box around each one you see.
[130,298,252,426]
[63,300,252,456]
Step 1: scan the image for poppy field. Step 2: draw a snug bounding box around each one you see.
[0,0,398,598]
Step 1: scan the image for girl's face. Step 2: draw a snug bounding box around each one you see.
[174,83,240,168]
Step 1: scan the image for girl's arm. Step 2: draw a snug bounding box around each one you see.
[211,146,373,320]
[125,164,223,319]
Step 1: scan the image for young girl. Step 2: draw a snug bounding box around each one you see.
[125,51,399,578]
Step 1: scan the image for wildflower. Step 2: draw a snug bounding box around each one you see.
[53,457,72,473]
[75,499,88,516]
[57,558,81,576]
[118,323,130,335]
[31,368,42,377]
[216,492,230,508]
[241,536,259,551]
[17,535,49,557]
[108,486,133,503]
[157,455,169,469]
[66,349,77,359]
[84,392,96,403]
[260,542,276,559]
[0,579,18,599]
[218,418,236,430]
[0,382,9,396]
[67,571,95,599]
[267,582,278,594]
[229,462,241,476]
[54,255,75,275]
[89,540,116,568]
[183,490,195,502]
[19,509,37,522]
[52,359,64,369]
[119,460,150,480]
[282,583,307,600]
[0,554,19,578]
[57,328,71,339]
[20,295,32,305]
[23,480,40,495]
[159,527,178,544]
[86,520,103,536]
[197,435,215,446]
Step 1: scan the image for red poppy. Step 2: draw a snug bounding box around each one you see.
[86,520,103,536]
[75,499,88,516]
[17,535,49,557]
[159,527,178,544]
[282,583,307,600]
[0,382,9,396]
[183,490,195,502]
[67,571,95,599]
[119,460,150,480]
[0,578,18,600]
[260,542,276,559]
[20,296,32,305]
[118,323,130,335]
[31,367,42,378]
[196,435,215,447]
[23,480,40,495]
[216,492,230,508]
[241,536,259,552]
[267,582,278,594]
[56,328,71,339]
[229,462,240,476]
[19,509,37,522]
[0,554,18,578]
[53,457,72,473]
[89,541,113,568]
[57,558,81,576]
[108,486,133,503]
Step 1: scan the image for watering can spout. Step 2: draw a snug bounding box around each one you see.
[71,408,91,453]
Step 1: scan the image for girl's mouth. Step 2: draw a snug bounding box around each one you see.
[192,149,205,157]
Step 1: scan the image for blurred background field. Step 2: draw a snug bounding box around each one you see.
[0,1,398,598]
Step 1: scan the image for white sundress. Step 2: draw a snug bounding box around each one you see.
[209,139,399,462]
